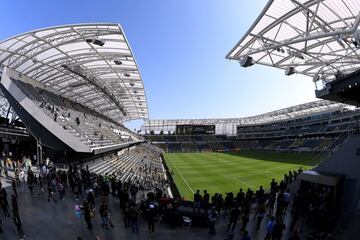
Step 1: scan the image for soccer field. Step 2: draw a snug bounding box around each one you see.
[164,151,319,200]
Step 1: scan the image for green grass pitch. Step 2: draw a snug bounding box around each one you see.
[164,151,319,200]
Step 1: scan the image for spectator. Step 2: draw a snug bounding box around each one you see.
[208,206,218,234]
[272,218,286,240]
[100,201,109,229]
[147,202,157,233]
[12,210,25,240]
[193,189,202,212]
[256,202,266,230]
[82,202,93,230]
[264,216,276,240]
[203,190,210,212]
[129,203,139,233]
[0,183,9,217]
[227,205,241,232]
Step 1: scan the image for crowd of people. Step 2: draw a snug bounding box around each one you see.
[190,169,301,238]
[0,177,25,239]
[188,167,337,239]
[0,144,170,239]
[0,147,338,240]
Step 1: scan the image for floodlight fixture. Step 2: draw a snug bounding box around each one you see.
[239,56,254,68]
[93,39,105,46]
[114,60,123,65]
[85,38,105,46]
[287,49,304,60]
[335,70,344,80]
[312,74,320,82]
[276,47,285,53]
[32,57,39,64]
[335,35,345,48]
[285,66,295,76]
[351,30,360,48]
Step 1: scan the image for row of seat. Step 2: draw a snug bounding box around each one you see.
[85,144,165,188]
[12,79,131,149]
[150,135,340,153]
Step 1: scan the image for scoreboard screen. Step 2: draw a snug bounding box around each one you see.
[176,124,215,135]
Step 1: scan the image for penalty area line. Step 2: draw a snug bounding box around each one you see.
[168,158,194,194]
[232,177,256,189]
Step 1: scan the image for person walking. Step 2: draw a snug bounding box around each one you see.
[99,201,109,229]
[38,175,45,198]
[147,202,156,233]
[227,206,241,232]
[12,180,17,198]
[11,193,23,237]
[82,202,93,230]
[47,180,57,203]
[0,183,9,217]
[11,194,19,218]
[264,216,276,240]
[256,203,266,230]
[208,206,218,234]
[27,170,34,197]
[129,203,139,233]
[87,190,95,210]
[13,215,25,239]
[272,218,286,240]
[241,207,250,231]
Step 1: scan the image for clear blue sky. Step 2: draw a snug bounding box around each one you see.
[0,0,317,130]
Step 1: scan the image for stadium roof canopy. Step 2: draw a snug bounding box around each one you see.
[141,100,351,134]
[0,94,9,118]
[0,23,148,123]
[226,0,360,86]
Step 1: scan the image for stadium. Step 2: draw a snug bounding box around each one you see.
[0,1,360,239]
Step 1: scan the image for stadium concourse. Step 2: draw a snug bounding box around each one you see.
[1,0,360,239]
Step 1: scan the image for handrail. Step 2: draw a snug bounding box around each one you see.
[310,131,351,168]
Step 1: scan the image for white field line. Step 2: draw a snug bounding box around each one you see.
[237,162,308,180]
[168,157,194,194]
[231,162,308,189]
[232,177,256,189]
[238,165,292,179]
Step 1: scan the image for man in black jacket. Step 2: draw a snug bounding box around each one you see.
[0,183,9,217]
[193,189,202,212]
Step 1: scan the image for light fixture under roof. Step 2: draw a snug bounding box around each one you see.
[312,74,320,82]
[85,38,105,47]
[32,57,39,64]
[114,60,122,65]
[239,56,254,68]
[129,82,134,86]
[285,66,295,76]
[124,73,131,77]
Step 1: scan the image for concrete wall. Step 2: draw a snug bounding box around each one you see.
[315,135,360,211]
